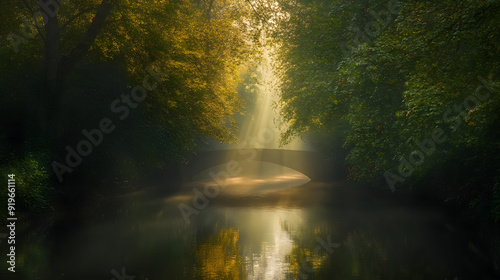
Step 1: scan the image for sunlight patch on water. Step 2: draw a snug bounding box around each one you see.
[225,208,304,280]
[192,161,310,197]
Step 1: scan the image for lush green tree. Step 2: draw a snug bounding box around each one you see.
[271,0,500,226]
[1,0,256,150]
[0,0,260,214]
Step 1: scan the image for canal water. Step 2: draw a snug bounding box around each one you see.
[3,162,497,280]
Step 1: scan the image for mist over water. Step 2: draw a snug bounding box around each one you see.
[10,167,489,280]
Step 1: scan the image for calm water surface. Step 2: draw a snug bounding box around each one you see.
[4,162,496,279]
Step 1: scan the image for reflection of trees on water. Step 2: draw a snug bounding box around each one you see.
[281,221,331,279]
[195,227,243,279]
[282,223,453,279]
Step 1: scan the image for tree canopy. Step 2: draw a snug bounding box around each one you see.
[268,0,500,220]
[0,0,263,214]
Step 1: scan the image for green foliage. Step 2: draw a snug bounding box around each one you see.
[0,151,53,222]
[1,0,260,159]
[272,0,500,220]
[0,0,262,205]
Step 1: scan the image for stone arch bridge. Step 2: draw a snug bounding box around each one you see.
[180,149,346,182]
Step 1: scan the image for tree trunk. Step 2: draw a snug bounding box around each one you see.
[40,4,62,134]
[38,0,113,137]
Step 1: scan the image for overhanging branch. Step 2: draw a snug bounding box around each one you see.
[61,0,113,73]
[20,0,45,42]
